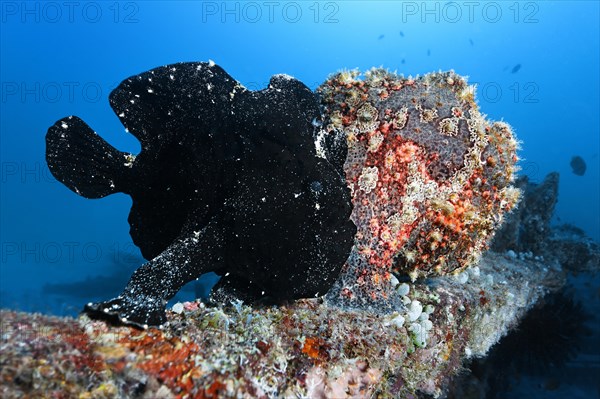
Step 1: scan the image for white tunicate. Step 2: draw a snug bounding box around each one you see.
[421,319,433,331]
[418,312,429,322]
[506,249,517,259]
[402,296,412,306]
[409,322,421,334]
[424,304,435,314]
[414,331,428,348]
[172,302,184,314]
[389,274,399,288]
[469,266,480,278]
[397,282,410,296]
[410,300,422,314]
[407,300,423,322]
[385,312,405,328]
[455,272,469,284]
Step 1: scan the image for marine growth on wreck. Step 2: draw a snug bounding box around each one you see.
[318,68,521,310]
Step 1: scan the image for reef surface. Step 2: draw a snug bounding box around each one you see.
[0,251,564,399]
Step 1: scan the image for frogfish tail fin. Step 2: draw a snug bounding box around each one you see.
[46,116,133,198]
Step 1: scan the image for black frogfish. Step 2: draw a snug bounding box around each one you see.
[46,62,356,328]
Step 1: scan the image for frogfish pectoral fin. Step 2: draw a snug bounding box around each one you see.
[84,295,167,329]
[46,116,135,198]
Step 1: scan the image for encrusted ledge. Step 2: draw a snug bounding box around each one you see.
[0,252,563,398]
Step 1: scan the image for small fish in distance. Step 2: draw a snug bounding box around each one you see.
[511,64,521,73]
[570,155,586,176]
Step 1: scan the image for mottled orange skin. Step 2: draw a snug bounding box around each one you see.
[320,69,520,307]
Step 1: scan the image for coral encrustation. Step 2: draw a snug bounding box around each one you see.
[0,252,561,398]
[318,69,521,308]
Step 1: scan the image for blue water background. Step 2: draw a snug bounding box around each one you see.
[1,3,599,397]
[1,2,598,316]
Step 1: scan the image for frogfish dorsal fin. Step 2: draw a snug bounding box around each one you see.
[109,62,240,151]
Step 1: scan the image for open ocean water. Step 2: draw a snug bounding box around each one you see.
[1,1,599,398]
